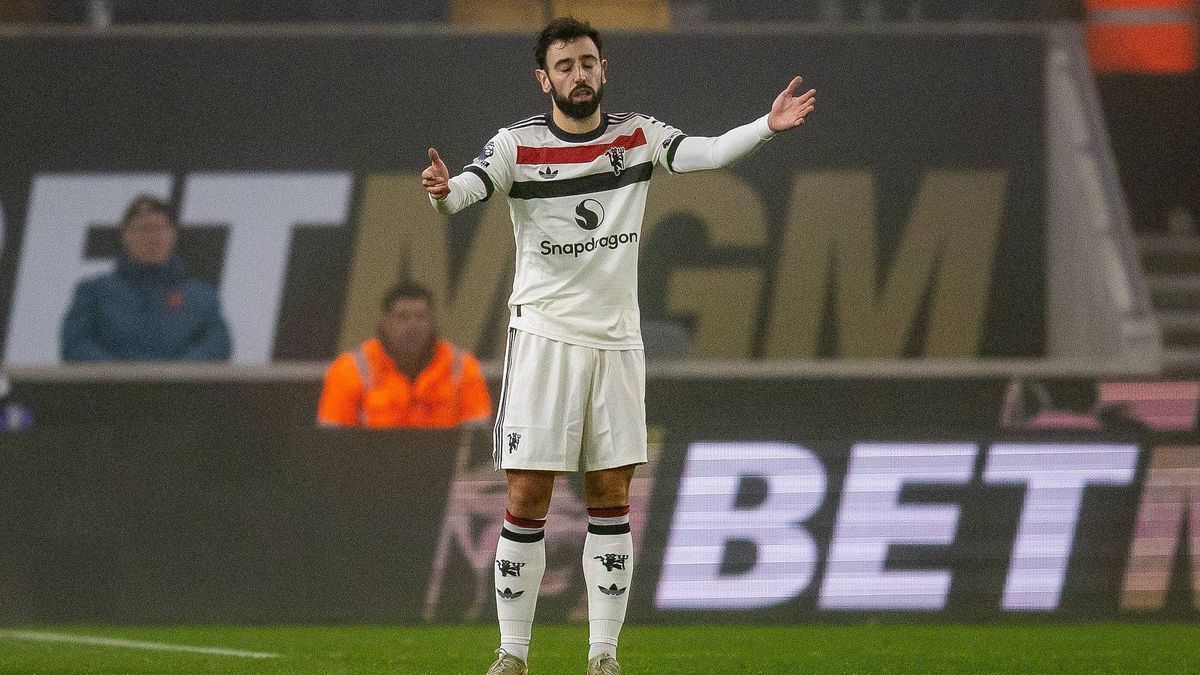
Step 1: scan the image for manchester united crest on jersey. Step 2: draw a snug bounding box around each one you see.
[605,146,625,176]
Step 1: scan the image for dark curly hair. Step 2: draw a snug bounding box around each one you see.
[534,17,602,70]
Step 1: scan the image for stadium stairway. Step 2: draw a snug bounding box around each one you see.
[1139,232,1200,373]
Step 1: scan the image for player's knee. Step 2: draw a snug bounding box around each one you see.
[585,469,633,507]
[506,492,550,518]
[506,471,554,518]
[587,487,628,507]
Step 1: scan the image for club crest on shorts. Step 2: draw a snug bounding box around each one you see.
[605,146,625,176]
[507,432,522,454]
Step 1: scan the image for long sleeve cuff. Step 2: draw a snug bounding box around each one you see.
[430,171,490,214]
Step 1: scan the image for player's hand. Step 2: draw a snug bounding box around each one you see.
[767,76,816,133]
[422,147,451,200]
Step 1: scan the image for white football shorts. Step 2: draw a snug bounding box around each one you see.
[493,328,648,472]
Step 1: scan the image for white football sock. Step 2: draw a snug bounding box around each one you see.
[583,506,633,659]
[495,511,546,664]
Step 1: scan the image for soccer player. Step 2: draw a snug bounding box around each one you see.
[421,17,816,675]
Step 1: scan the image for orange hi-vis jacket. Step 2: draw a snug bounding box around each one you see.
[318,338,492,429]
[1086,0,1198,73]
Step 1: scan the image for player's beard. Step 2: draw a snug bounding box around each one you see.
[553,82,604,120]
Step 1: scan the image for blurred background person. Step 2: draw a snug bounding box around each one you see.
[60,195,232,362]
[318,281,492,429]
[0,373,34,431]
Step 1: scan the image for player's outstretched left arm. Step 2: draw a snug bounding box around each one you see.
[669,75,817,173]
[767,76,817,133]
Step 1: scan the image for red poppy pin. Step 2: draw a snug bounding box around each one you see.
[166,291,184,309]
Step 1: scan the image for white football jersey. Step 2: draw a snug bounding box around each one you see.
[464,112,687,350]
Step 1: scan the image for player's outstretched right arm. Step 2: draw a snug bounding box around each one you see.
[422,146,488,215]
[422,147,450,200]
[423,136,511,215]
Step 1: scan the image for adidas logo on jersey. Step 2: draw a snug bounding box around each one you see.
[538,166,559,179]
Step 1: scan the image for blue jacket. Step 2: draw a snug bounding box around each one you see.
[61,256,232,362]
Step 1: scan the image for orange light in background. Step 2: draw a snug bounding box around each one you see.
[1086,0,1199,73]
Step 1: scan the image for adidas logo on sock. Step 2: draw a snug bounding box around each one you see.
[598,583,627,596]
[496,587,525,600]
[538,166,559,179]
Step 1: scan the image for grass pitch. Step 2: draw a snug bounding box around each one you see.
[1,623,1197,673]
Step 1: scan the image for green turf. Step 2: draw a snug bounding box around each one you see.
[1,624,1198,674]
